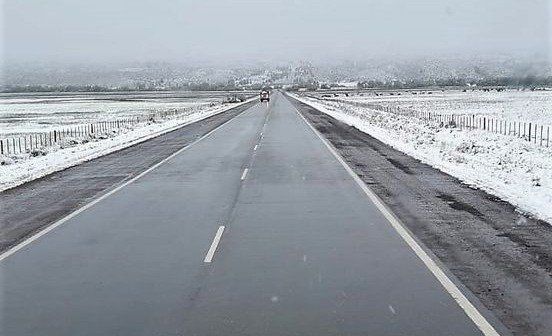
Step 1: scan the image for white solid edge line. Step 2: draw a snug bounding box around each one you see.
[241,168,249,180]
[204,226,225,263]
[289,98,500,336]
[0,103,255,263]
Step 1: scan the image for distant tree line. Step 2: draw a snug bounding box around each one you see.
[1,82,247,93]
[3,75,551,93]
[1,84,130,93]
[357,75,552,90]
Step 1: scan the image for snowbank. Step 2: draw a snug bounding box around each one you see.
[0,99,253,192]
[291,94,552,223]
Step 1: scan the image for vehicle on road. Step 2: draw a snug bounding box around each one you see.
[224,94,246,103]
[260,90,270,102]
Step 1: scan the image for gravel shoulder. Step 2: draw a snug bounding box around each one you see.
[287,95,552,336]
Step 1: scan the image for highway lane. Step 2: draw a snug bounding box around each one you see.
[0,100,256,253]
[1,93,502,335]
[1,101,270,335]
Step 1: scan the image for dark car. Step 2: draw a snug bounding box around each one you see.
[260,90,270,102]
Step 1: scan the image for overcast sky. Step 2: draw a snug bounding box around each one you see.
[2,0,551,65]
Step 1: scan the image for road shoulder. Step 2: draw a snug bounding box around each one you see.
[287,95,552,336]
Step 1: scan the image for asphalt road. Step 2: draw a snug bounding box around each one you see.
[1,93,503,335]
[0,100,255,252]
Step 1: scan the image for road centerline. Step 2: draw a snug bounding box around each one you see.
[241,168,249,180]
[204,226,226,263]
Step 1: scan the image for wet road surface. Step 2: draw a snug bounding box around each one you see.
[1,93,503,335]
[288,94,552,336]
[0,101,255,252]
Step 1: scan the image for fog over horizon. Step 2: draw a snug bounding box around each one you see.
[2,0,551,67]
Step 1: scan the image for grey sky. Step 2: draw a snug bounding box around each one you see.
[2,0,551,64]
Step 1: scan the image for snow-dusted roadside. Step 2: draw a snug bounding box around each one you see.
[312,89,552,124]
[0,99,254,192]
[291,94,552,223]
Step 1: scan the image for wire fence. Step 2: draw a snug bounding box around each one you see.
[0,107,194,156]
[322,98,551,148]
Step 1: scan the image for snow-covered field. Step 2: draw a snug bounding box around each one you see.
[0,91,248,137]
[292,93,552,223]
[0,96,254,192]
[310,89,552,124]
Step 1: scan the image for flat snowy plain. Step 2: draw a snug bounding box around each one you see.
[0,91,244,137]
[293,90,552,223]
[323,89,552,124]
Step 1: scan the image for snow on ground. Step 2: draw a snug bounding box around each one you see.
[0,99,254,192]
[0,91,230,137]
[312,89,552,124]
[292,93,552,223]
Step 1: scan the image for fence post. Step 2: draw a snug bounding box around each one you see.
[0,140,3,155]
